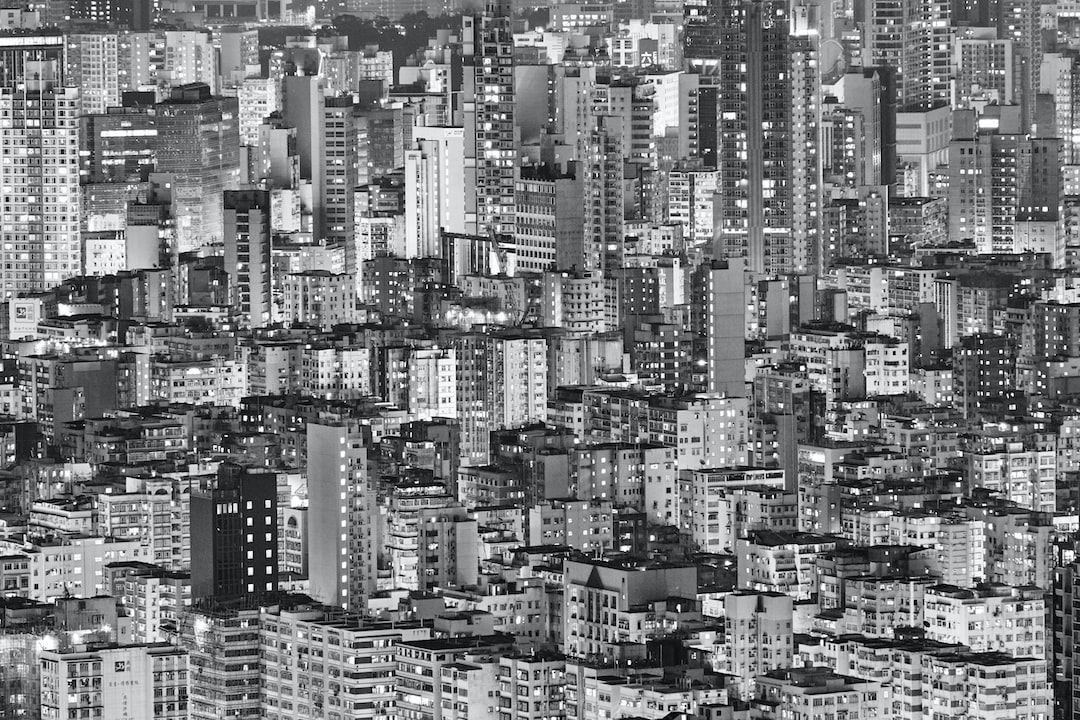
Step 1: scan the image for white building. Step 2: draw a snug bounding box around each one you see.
[666,164,718,248]
[40,643,188,720]
[968,441,1056,514]
[736,531,841,600]
[259,606,432,720]
[690,467,785,552]
[306,422,378,611]
[0,61,80,298]
[237,76,281,146]
[298,345,371,400]
[66,33,121,113]
[923,583,1045,659]
[148,357,247,407]
[405,126,467,258]
[97,483,190,570]
[280,271,357,330]
[754,667,885,720]
[563,558,697,658]
[721,591,793,700]
[408,347,457,420]
[540,270,618,334]
[864,337,909,395]
[456,332,548,464]
[889,511,986,587]
[0,534,151,602]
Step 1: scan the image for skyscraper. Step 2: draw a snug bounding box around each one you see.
[306,421,378,611]
[512,164,585,272]
[948,108,1060,254]
[0,59,80,298]
[282,77,363,269]
[224,189,273,329]
[790,21,824,275]
[155,83,241,253]
[80,102,158,184]
[65,32,122,115]
[1039,53,1080,163]
[953,28,1015,110]
[683,0,723,76]
[323,95,363,255]
[714,0,821,275]
[822,68,892,190]
[463,0,517,235]
[999,0,1039,131]
[706,262,746,397]
[861,0,951,111]
[455,331,548,465]
[405,125,467,259]
[189,462,279,605]
[584,115,625,271]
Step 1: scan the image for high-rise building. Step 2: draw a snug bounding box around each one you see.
[790,24,824,274]
[237,76,281,146]
[923,583,1046,658]
[683,0,723,76]
[455,331,548,464]
[705,262,746,397]
[540,270,619,333]
[158,30,218,95]
[405,125,467,258]
[40,643,189,720]
[1040,53,1080,164]
[306,421,378,611]
[415,505,479,592]
[953,333,1018,419]
[512,164,584,272]
[189,462,279,604]
[563,558,697,658]
[584,115,625,271]
[69,0,153,29]
[179,608,261,720]
[407,347,457,420]
[155,83,241,252]
[219,27,260,89]
[224,189,273,329]
[395,635,515,720]
[498,653,568,720]
[753,667,885,720]
[323,96,363,254]
[953,28,1015,110]
[667,161,718,249]
[358,103,403,180]
[463,0,518,235]
[65,33,122,114]
[0,634,39,719]
[968,440,1056,514]
[999,0,1039,131]
[252,116,299,189]
[723,592,794,699]
[822,99,879,191]
[80,103,158,184]
[0,59,80,299]
[282,77,363,267]
[258,606,432,720]
[948,108,1061,254]
[713,0,820,275]
[861,0,951,111]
